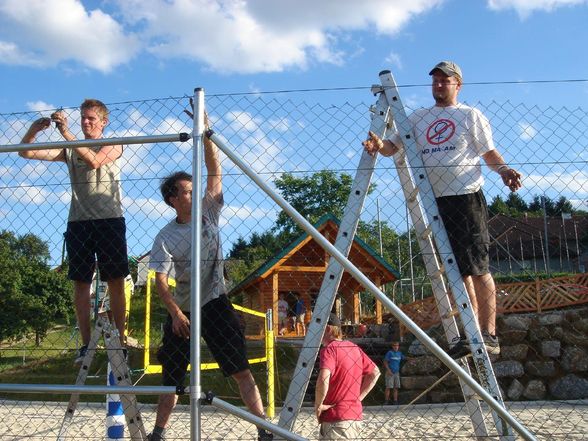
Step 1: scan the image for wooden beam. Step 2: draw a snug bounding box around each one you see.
[375,275,382,324]
[272,272,279,334]
[278,266,326,273]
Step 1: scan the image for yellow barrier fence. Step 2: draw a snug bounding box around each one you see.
[143,269,275,417]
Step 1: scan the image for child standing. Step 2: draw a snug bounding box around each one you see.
[383,341,405,405]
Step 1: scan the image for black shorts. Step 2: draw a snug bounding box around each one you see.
[157,295,250,387]
[64,217,129,283]
[436,191,490,276]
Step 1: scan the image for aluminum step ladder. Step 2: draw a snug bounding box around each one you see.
[57,315,146,440]
[376,69,513,439]
[277,82,389,433]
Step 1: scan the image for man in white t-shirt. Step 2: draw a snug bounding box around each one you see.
[363,61,522,356]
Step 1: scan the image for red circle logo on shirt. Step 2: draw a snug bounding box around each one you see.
[426,119,455,145]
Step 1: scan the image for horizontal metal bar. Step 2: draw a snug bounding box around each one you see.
[0,133,191,154]
[208,395,306,441]
[0,383,176,395]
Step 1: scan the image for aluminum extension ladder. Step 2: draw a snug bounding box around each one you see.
[57,315,146,440]
[375,69,513,439]
[278,69,514,439]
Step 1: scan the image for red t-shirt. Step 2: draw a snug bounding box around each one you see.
[318,339,376,422]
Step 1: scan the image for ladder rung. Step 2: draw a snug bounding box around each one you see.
[407,186,419,203]
[442,309,461,320]
[420,224,432,240]
[428,266,444,279]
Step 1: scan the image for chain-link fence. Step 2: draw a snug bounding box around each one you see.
[0,83,587,440]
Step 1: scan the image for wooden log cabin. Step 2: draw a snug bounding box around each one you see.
[228,214,400,336]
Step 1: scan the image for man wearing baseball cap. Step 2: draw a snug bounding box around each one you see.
[314,313,380,440]
[363,61,522,357]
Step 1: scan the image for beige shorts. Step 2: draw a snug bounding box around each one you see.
[319,420,362,440]
[386,372,401,389]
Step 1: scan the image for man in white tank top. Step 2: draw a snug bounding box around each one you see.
[19,99,129,364]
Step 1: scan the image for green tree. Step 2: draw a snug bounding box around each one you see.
[226,231,282,286]
[529,195,556,215]
[505,193,529,213]
[489,193,528,217]
[492,194,577,218]
[273,170,369,243]
[489,195,509,216]
[0,231,72,349]
[554,196,574,215]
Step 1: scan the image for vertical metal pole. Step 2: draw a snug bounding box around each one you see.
[406,202,415,295]
[397,238,403,301]
[562,216,570,270]
[531,235,538,273]
[539,232,547,272]
[190,88,205,441]
[376,198,383,256]
[559,233,563,271]
[265,309,275,418]
[542,196,551,274]
[506,235,512,274]
[574,222,581,272]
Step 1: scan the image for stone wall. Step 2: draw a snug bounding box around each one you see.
[386,306,588,403]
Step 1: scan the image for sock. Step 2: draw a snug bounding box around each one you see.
[150,425,166,441]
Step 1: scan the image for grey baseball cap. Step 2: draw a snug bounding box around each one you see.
[429,61,463,79]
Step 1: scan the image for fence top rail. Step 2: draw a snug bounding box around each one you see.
[498,274,588,288]
[0,132,191,154]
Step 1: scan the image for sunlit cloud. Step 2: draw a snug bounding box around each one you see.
[518,122,538,141]
[487,0,588,19]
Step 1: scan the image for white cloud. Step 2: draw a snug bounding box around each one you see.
[116,0,448,73]
[25,101,56,112]
[0,0,140,72]
[487,0,588,18]
[0,183,69,206]
[384,52,403,70]
[518,122,538,141]
[0,0,446,74]
[1,0,585,74]
[123,195,170,218]
[525,170,588,196]
[569,198,588,211]
[225,203,276,222]
[0,40,43,66]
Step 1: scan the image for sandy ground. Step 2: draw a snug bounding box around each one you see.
[0,399,587,440]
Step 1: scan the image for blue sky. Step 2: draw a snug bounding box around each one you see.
[0,0,587,266]
[1,0,587,109]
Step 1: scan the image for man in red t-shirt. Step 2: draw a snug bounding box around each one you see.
[314,313,380,440]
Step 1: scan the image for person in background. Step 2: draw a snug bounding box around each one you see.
[294,293,307,336]
[315,313,380,440]
[383,341,405,405]
[277,293,289,336]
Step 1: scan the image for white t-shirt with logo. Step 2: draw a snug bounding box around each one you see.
[389,103,495,197]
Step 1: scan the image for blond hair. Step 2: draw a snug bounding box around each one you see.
[81,98,109,120]
[327,324,343,340]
